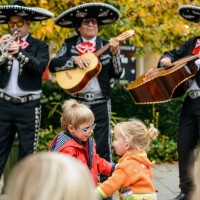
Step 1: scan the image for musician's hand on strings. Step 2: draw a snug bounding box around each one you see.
[160,57,172,67]
[74,56,90,69]
[109,38,120,55]
[143,67,155,81]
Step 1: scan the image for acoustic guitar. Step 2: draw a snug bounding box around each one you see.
[127,54,200,104]
[53,30,134,94]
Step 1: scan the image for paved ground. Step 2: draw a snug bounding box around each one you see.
[152,162,180,200]
[0,162,181,200]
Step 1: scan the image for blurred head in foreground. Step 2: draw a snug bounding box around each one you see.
[6,152,96,200]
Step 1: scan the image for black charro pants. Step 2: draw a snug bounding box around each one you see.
[178,96,200,195]
[0,98,41,178]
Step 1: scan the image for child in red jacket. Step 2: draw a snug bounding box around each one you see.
[96,118,158,200]
[48,99,115,185]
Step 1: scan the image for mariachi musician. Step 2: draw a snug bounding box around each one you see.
[49,3,123,198]
[0,0,53,179]
[159,5,200,200]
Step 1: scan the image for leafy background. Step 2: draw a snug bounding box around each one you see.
[1,0,200,56]
[1,0,198,163]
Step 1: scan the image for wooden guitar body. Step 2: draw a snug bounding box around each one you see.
[127,61,199,104]
[53,30,135,94]
[54,52,101,94]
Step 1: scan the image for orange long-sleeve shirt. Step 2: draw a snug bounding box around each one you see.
[96,150,157,200]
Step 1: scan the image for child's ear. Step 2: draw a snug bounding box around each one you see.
[68,124,75,132]
[125,141,131,150]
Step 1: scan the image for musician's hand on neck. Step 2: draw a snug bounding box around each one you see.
[109,38,120,55]
[160,57,172,67]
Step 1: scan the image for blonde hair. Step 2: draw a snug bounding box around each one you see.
[115,118,158,151]
[6,152,96,200]
[61,99,95,131]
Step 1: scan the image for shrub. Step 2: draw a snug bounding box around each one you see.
[37,126,61,152]
[148,135,178,164]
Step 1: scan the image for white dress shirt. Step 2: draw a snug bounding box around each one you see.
[80,36,102,94]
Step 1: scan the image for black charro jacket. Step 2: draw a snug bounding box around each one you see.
[159,36,200,62]
[49,35,122,99]
[159,36,200,88]
[0,34,49,91]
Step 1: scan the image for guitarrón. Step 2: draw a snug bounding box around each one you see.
[127,55,200,104]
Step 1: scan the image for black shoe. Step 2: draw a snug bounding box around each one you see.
[170,193,186,200]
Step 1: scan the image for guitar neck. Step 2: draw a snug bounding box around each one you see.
[168,54,200,69]
[93,30,134,58]
[94,43,111,57]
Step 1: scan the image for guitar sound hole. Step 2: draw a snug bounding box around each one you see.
[65,72,72,79]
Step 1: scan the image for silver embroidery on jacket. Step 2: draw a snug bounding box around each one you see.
[54,44,67,58]
[112,52,122,74]
[33,105,41,152]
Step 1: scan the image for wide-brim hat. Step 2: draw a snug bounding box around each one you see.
[0,0,54,24]
[54,2,120,28]
[178,5,200,23]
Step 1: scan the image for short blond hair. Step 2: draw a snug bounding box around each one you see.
[6,152,96,200]
[115,118,158,150]
[61,99,95,131]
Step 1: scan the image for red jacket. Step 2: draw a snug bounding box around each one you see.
[48,131,115,185]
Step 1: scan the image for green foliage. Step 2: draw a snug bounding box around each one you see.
[111,82,153,120]
[36,125,61,151]
[154,96,184,139]
[41,81,70,129]
[148,135,178,164]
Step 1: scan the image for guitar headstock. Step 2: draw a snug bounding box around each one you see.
[116,30,135,41]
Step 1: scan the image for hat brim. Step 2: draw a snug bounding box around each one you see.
[54,3,120,28]
[0,5,54,24]
[179,5,200,23]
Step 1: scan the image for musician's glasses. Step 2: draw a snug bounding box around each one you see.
[8,21,25,28]
[82,18,98,25]
[78,123,96,133]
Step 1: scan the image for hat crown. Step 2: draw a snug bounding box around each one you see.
[13,1,27,7]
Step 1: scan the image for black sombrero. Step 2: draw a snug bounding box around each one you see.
[54,2,120,28]
[0,0,54,24]
[179,5,200,23]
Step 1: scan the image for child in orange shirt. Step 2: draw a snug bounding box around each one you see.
[96,118,158,200]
